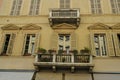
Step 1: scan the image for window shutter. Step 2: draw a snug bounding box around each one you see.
[0,34,5,54]
[7,33,16,55]
[51,32,58,50]
[106,33,115,56]
[22,34,27,55]
[113,33,120,56]
[35,33,40,53]
[89,33,96,56]
[71,32,77,50]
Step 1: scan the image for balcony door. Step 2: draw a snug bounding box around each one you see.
[58,34,71,52]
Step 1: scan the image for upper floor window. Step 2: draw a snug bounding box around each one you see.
[10,0,22,16]
[110,0,120,14]
[60,0,70,8]
[29,0,40,15]
[90,0,102,14]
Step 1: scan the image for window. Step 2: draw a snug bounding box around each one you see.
[117,34,120,48]
[110,0,120,14]
[58,34,71,51]
[10,0,22,16]
[94,34,107,56]
[29,0,40,15]
[1,34,16,55]
[60,0,70,8]
[90,0,102,14]
[24,34,36,55]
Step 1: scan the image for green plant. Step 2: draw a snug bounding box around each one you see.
[72,49,78,55]
[80,47,90,54]
[58,50,63,55]
[48,49,56,54]
[38,48,46,54]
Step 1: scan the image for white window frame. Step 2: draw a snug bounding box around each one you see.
[60,0,70,8]
[110,0,120,14]
[94,34,107,57]
[10,0,22,16]
[29,0,40,15]
[90,0,102,14]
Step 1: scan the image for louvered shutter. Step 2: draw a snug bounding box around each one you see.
[21,34,27,55]
[71,32,77,50]
[106,33,115,56]
[0,34,5,54]
[51,32,58,50]
[113,33,120,56]
[35,33,40,53]
[90,33,96,56]
[7,33,16,55]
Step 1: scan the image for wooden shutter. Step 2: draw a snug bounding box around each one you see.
[0,34,5,54]
[106,33,115,56]
[71,32,77,50]
[89,33,96,56]
[51,32,58,50]
[21,34,27,55]
[113,33,120,56]
[35,33,40,53]
[7,33,16,55]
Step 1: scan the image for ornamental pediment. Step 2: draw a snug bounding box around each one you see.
[88,23,110,30]
[111,23,120,29]
[52,23,77,29]
[1,24,20,30]
[22,23,41,30]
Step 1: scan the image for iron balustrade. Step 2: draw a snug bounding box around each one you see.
[49,9,80,18]
[74,55,90,63]
[38,54,53,62]
[56,54,71,63]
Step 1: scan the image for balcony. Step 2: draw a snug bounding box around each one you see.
[34,54,94,72]
[49,9,80,27]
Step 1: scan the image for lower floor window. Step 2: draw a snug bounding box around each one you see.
[24,34,36,55]
[94,34,107,56]
[117,34,120,48]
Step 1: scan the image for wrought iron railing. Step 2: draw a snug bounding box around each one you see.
[49,9,80,18]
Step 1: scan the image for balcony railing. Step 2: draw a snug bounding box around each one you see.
[34,54,94,72]
[49,8,80,27]
[49,9,80,18]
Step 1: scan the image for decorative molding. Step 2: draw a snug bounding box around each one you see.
[111,23,120,29]
[88,23,111,30]
[1,24,20,30]
[52,23,77,30]
[22,23,42,30]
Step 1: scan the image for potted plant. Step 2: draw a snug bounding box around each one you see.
[37,47,46,54]
[72,49,78,55]
[80,47,90,55]
[48,49,56,54]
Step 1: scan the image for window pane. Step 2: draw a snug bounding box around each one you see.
[10,0,22,16]
[29,0,40,15]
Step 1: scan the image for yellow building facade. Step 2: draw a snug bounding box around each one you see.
[0,0,120,76]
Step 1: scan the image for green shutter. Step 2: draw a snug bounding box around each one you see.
[89,33,96,56]
[51,32,58,50]
[106,33,115,56]
[71,32,77,50]
[113,33,120,56]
